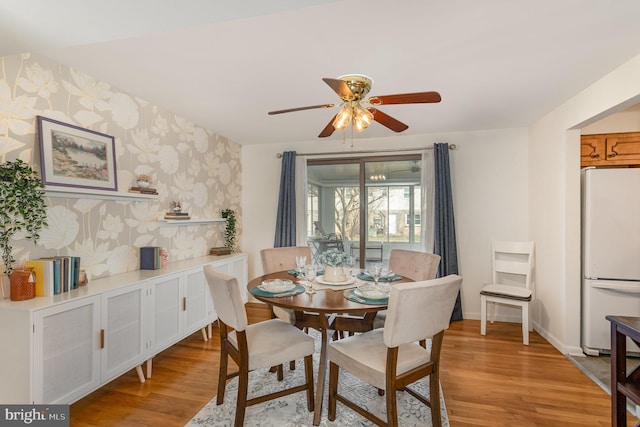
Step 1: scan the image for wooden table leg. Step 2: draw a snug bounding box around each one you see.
[313,313,333,426]
[611,322,627,427]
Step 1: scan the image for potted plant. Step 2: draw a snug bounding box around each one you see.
[0,160,48,299]
[221,209,237,252]
[318,248,349,283]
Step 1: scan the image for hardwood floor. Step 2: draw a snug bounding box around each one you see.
[70,303,639,426]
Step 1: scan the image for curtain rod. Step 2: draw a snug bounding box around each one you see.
[275,144,456,158]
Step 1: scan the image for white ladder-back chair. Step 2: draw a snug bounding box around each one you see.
[480,240,535,345]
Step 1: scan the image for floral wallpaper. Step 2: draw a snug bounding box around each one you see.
[0,53,241,280]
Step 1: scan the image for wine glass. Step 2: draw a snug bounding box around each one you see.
[348,256,357,278]
[295,255,307,277]
[304,265,317,294]
[370,262,383,287]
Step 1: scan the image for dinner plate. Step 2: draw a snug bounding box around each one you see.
[354,284,390,300]
[258,279,295,293]
[316,276,356,286]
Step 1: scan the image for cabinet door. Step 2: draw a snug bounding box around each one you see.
[212,254,248,302]
[605,133,640,165]
[101,284,146,383]
[183,268,212,333]
[33,296,101,404]
[580,136,606,166]
[149,273,183,353]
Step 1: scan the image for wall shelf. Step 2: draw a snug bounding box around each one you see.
[45,186,159,201]
[158,218,226,226]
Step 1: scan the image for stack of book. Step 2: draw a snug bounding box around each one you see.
[129,186,158,195]
[24,256,81,296]
[140,246,163,270]
[164,212,191,220]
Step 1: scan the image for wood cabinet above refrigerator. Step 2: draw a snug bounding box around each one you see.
[581,131,640,167]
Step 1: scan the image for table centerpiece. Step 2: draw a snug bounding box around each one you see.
[318,248,349,282]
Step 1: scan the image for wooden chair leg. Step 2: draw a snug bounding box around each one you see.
[277,364,284,381]
[304,354,315,412]
[385,381,398,427]
[217,345,229,405]
[430,370,442,427]
[235,366,249,427]
[328,362,339,421]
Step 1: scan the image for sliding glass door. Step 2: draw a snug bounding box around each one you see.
[306,155,422,267]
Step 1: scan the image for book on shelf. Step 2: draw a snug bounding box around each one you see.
[25,259,54,297]
[164,213,191,220]
[129,186,158,195]
[140,246,162,270]
[35,255,81,293]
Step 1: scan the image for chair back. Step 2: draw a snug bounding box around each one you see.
[491,241,535,291]
[383,274,462,348]
[203,265,248,332]
[388,249,441,281]
[261,246,312,274]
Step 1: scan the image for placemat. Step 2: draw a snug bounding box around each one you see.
[250,284,305,298]
[343,289,389,305]
[357,272,403,282]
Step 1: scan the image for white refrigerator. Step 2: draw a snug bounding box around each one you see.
[582,167,640,356]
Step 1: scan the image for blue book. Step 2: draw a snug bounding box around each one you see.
[140,246,160,270]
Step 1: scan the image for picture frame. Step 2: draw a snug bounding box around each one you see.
[37,116,118,192]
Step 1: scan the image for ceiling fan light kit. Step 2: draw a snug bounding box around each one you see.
[267,73,441,138]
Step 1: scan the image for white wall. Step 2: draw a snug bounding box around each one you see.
[529,53,640,355]
[242,128,529,320]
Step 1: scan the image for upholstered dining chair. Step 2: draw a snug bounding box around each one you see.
[203,266,315,427]
[327,274,462,427]
[260,246,313,370]
[260,246,312,324]
[480,240,535,345]
[372,249,441,329]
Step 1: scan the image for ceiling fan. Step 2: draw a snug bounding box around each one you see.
[267,74,441,138]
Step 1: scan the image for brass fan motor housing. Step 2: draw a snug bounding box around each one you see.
[337,74,373,101]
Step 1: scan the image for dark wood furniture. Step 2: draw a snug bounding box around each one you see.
[248,271,407,426]
[607,315,640,427]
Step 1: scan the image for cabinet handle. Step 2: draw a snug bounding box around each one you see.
[100,329,105,349]
[609,151,618,158]
[590,153,600,158]
[183,297,186,311]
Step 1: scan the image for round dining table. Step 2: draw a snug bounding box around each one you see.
[247,270,410,426]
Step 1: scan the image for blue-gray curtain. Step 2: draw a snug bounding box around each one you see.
[433,143,463,321]
[274,151,297,247]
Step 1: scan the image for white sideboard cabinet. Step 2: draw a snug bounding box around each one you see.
[0,253,247,404]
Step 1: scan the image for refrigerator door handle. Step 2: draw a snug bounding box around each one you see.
[592,281,640,293]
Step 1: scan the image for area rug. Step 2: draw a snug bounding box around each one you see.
[186,330,449,427]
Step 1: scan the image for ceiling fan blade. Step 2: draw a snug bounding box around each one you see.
[370,108,409,133]
[318,115,337,138]
[268,104,336,115]
[369,91,441,106]
[322,78,354,99]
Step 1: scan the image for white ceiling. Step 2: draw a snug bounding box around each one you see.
[1,0,640,146]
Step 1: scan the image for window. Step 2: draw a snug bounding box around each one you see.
[405,213,421,226]
[306,155,424,265]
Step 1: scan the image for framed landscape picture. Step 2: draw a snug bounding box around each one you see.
[37,116,118,192]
